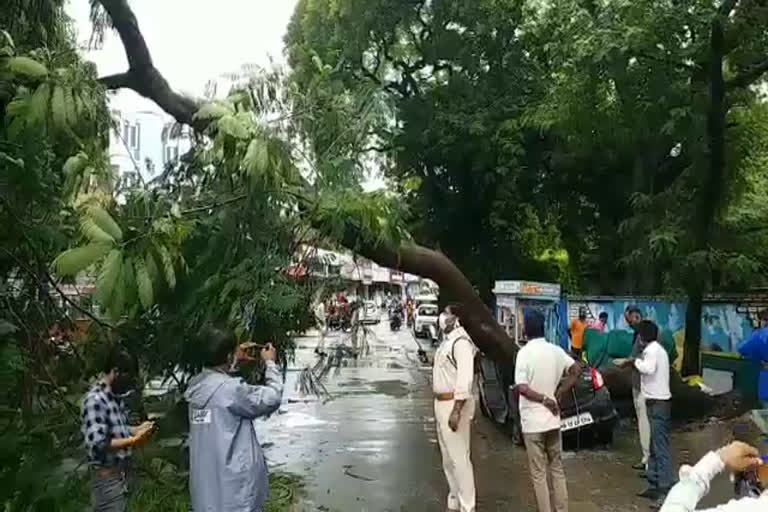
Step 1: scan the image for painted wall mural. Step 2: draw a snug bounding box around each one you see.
[565,296,768,355]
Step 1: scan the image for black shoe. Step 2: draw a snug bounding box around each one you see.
[650,493,668,510]
[636,488,660,500]
[632,462,647,471]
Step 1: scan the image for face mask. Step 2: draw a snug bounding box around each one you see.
[440,313,457,333]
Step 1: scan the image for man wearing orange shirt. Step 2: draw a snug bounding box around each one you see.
[569,307,588,357]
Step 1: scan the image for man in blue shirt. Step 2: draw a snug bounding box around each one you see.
[738,310,768,363]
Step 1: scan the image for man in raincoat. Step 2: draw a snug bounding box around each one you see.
[185,326,284,512]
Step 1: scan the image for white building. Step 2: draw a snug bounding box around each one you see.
[109,108,192,188]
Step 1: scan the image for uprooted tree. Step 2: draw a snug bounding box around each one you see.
[84,0,763,417]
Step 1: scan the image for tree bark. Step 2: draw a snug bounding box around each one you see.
[97,0,207,132]
[683,288,703,376]
[682,14,727,376]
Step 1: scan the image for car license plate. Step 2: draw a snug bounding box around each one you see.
[561,412,594,431]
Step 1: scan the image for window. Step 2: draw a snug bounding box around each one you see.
[133,123,141,160]
[122,121,129,143]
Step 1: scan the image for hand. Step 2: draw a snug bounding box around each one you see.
[718,441,763,473]
[261,343,277,362]
[448,409,461,432]
[133,421,156,445]
[236,342,258,362]
[542,397,560,416]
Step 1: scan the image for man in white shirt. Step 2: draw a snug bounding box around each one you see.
[661,441,766,511]
[625,320,674,504]
[515,310,581,512]
[432,306,477,512]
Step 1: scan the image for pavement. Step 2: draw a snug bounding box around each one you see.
[257,321,739,512]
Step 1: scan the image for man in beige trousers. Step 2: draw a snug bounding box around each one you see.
[515,310,581,512]
[433,306,477,512]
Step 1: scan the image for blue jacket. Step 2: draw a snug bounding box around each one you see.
[184,363,283,512]
[738,327,768,363]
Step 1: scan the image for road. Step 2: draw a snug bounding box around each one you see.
[257,321,737,512]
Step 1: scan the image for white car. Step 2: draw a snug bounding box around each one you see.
[413,303,439,339]
[359,300,381,324]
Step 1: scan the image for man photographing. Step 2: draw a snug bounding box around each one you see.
[81,346,156,512]
[185,325,283,512]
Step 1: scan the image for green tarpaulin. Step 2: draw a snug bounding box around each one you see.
[583,328,678,370]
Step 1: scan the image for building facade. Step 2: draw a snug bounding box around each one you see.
[109,108,192,189]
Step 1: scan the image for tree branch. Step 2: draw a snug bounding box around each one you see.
[726,59,768,90]
[96,0,206,131]
[97,0,517,361]
[98,71,132,89]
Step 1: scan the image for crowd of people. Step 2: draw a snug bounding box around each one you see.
[80,300,768,512]
[433,304,768,512]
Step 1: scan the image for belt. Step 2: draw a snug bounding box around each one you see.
[92,466,123,478]
[434,392,454,401]
[646,398,671,404]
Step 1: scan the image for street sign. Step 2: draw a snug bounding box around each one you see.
[493,280,561,298]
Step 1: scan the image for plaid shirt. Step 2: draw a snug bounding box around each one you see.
[81,382,132,467]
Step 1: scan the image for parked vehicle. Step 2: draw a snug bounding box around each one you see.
[479,357,617,446]
[413,303,439,339]
[359,300,381,324]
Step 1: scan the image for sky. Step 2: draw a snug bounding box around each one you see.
[66,0,299,112]
[65,0,385,190]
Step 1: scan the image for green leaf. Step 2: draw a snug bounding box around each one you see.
[50,85,67,130]
[80,217,115,244]
[244,139,269,177]
[156,244,176,289]
[87,206,123,242]
[63,152,88,176]
[193,101,233,121]
[0,151,23,168]
[52,243,111,276]
[95,249,122,307]
[121,256,137,316]
[0,29,14,50]
[0,320,17,337]
[27,82,51,126]
[134,257,154,309]
[7,56,48,79]
[217,114,250,139]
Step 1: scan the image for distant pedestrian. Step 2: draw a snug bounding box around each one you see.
[432,305,477,512]
[314,300,328,356]
[589,311,609,333]
[185,325,283,512]
[569,307,588,357]
[82,346,156,512]
[625,320,674,505]
[516,310,581,512]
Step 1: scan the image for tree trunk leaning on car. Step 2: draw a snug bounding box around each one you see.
[94,0,739,419]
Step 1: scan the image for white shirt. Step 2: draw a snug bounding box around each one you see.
[634,341,671,400]
[661,451,768,511]
[514,337,575,434]
[432,327,477,401]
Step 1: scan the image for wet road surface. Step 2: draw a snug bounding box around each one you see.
[258,322,742,511]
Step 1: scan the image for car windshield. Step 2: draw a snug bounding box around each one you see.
[419,305,438,316]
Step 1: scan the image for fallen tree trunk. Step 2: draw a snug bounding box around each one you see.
[602,365,751,421]
[94,0,749,420]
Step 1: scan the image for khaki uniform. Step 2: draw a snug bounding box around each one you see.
[432,327,477,512]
